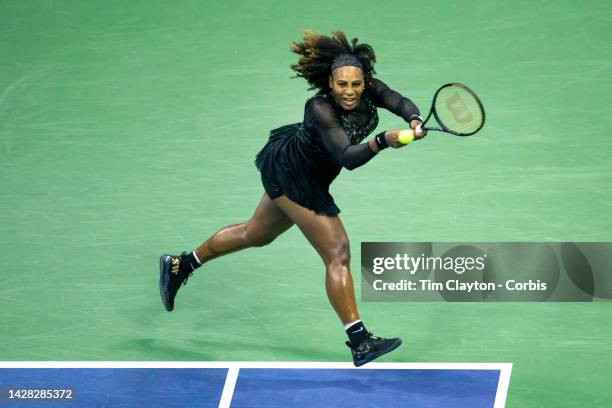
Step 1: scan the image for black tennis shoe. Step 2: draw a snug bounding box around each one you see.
[346,332,402,367]
[159,252,193,311]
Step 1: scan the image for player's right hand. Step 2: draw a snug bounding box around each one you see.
[410,119,427,140]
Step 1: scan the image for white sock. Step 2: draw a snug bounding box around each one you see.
[343,319,362,330]
[192,251,202,265]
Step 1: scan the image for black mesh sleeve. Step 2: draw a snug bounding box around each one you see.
[369,78,420,122]
[310,100,377,171]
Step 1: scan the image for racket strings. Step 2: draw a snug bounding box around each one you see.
[434,85,484,135]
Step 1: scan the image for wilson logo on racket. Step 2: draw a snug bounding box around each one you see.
[445,92,474,125]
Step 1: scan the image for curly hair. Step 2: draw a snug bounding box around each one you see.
[290,30,376,91]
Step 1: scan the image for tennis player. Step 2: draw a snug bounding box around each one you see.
[159,30,426,366]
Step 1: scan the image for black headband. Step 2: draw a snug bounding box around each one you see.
[330,54,363,71]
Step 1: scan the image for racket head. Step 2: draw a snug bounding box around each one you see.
[427,83,485,136]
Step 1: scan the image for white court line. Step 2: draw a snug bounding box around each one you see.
[0,361,511,370]
[494,363,513,408]
[218,367,239,408]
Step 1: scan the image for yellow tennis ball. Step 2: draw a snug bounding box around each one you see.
[398,129,414,145]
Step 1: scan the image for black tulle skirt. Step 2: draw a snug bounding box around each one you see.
[255,123,341,216]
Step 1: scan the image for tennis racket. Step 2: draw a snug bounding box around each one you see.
[416,83,485,137]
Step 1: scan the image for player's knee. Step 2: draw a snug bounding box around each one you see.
[250,234,276,247]
[244,222,276,247]
[327,240,351,269]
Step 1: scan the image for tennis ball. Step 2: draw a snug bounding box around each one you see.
[398,129,414,145]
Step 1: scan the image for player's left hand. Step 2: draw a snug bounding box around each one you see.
[384,128,404,149]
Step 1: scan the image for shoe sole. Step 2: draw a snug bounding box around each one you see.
[354,338,402,367]
[159,255,173,311]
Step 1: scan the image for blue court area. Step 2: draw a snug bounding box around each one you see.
[232,368,500,408]
[0,368,227,407]
[0,363,509,408]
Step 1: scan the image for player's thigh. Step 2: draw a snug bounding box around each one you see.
[246,193,294,244]
[273,196,349,264]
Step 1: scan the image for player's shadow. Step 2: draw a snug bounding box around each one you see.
[109,337,340,361]
[109,338,214,360]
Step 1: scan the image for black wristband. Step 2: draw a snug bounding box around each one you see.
[374,131,388,150]
[409,114,423,123]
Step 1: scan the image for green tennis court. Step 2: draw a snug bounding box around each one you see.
[1,0,611,406]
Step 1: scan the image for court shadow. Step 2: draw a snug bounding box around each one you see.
[109,338,216,360]
[109,336,343,362]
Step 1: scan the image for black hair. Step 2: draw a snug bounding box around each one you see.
[290,30,376,90]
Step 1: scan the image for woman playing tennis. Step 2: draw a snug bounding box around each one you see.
[159,30,427,366]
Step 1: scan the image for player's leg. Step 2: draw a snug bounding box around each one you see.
[194,193,294,264]
[273,196,401,366]
[272,196,358,324]
[160,193,294,311]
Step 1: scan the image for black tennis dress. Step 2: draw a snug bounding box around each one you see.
[255,78,420,216]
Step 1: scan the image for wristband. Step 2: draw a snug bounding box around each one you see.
[374,131,388,150]
[409,114,423,123]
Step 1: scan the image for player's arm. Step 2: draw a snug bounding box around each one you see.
[369,78,426,138]
[311,100,382,170]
